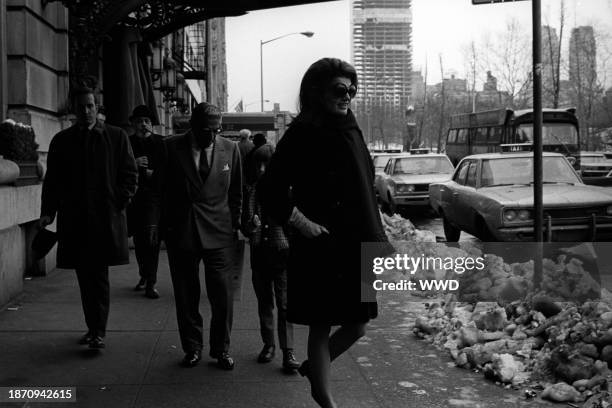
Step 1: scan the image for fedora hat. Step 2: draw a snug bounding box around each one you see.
[129,105,153,121]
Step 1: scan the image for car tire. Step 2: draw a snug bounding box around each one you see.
[387,193,397,216]
[443,215,461,242]
[476,216,495,242]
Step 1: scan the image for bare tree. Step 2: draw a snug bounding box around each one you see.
[436,54,446,151]
[417,58,428,145]
[542,0,565,108]
[462,41,479,112]
[480,18,533,108]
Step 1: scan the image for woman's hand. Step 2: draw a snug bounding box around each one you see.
[289,207,329,238]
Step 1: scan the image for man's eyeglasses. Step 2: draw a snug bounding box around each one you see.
[331,83,358,99]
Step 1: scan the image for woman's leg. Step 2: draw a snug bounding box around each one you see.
[307,325,337,408]
[329,322,367,361]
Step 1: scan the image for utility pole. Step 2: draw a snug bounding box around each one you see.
[0,0,7,121]
[532,0,544,288]
[472,0,543,289]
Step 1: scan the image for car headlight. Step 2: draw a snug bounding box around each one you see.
[517,210,532,221]
[395,184,415,194]
[503,209,517,222]
[606,206,612,215]
[504,209,531,223]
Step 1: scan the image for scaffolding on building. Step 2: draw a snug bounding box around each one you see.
[352,0,412,114]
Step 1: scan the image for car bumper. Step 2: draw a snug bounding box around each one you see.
[394,193,430,207]
[495,216,612,242]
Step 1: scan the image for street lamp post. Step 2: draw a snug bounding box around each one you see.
[260,31,314,112]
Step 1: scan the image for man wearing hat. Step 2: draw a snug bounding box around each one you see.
[128,105,166,299]
[146,102,242,370]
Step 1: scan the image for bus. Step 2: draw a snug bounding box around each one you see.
[444,108,580,168]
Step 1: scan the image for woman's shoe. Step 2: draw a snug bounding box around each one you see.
[297,359,310,378]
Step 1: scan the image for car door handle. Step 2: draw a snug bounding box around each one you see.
[452,192,459,197]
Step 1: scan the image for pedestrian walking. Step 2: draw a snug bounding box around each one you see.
[146,102,242,370]
[127,105,166,299]
[241,143,300,373]
[245,133,268,187]
[259,58,393,408]
[237,128,254,179]
[39,83,138,350]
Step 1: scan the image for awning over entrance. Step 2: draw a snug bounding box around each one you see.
[51,0,335,76]
[50,0,335,40]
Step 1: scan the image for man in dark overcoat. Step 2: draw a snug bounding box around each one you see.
[147,102,242,369]
[39,86,138,349]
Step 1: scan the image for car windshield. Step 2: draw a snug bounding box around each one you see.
[516,123,578,145]
[373,156,390,170]
[393,157,454,175]
[480,156,580,187]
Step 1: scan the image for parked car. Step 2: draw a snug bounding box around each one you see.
[376,151,454,214]
[371,152,410,196]
[578,152,612,177]
[429,149,612,242]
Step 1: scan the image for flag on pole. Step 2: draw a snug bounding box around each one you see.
[234,99,243,112]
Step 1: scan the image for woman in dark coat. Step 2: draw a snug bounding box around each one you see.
[260,58,392,408]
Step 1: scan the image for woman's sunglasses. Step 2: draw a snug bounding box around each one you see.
[331,83,358,99]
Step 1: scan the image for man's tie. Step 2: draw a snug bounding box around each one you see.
[199,148,210,182]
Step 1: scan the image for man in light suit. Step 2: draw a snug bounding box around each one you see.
[147,102,242,369]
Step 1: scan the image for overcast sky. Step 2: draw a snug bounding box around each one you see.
[225,0,612,113]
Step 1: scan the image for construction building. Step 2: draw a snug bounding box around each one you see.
[350,0,413,144]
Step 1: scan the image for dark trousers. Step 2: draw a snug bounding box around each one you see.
[75,265,110,337]
[133,230,161,285]
[167,245,235,356]
[251,247,293,350]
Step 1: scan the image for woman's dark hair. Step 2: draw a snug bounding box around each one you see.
[297,58,358,116]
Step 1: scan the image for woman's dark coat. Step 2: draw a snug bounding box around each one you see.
[260,110,391,325]
[41,121,138,269]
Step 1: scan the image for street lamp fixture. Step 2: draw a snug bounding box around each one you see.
[260,31,314,111]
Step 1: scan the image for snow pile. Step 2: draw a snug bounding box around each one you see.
[380,212,612,405]
[413,298,612,405]
[380,212,436,243]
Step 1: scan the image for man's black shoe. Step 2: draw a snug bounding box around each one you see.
[217,352,235,370]
[88,336,105,349]
[257,344,275,363]
[282,349,300,373]
[181,350,201,367]
[144,287,160,299]
[133,278,146,291]
[77,332,94,345]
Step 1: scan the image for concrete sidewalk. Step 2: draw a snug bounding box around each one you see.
[0,248,553,408]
